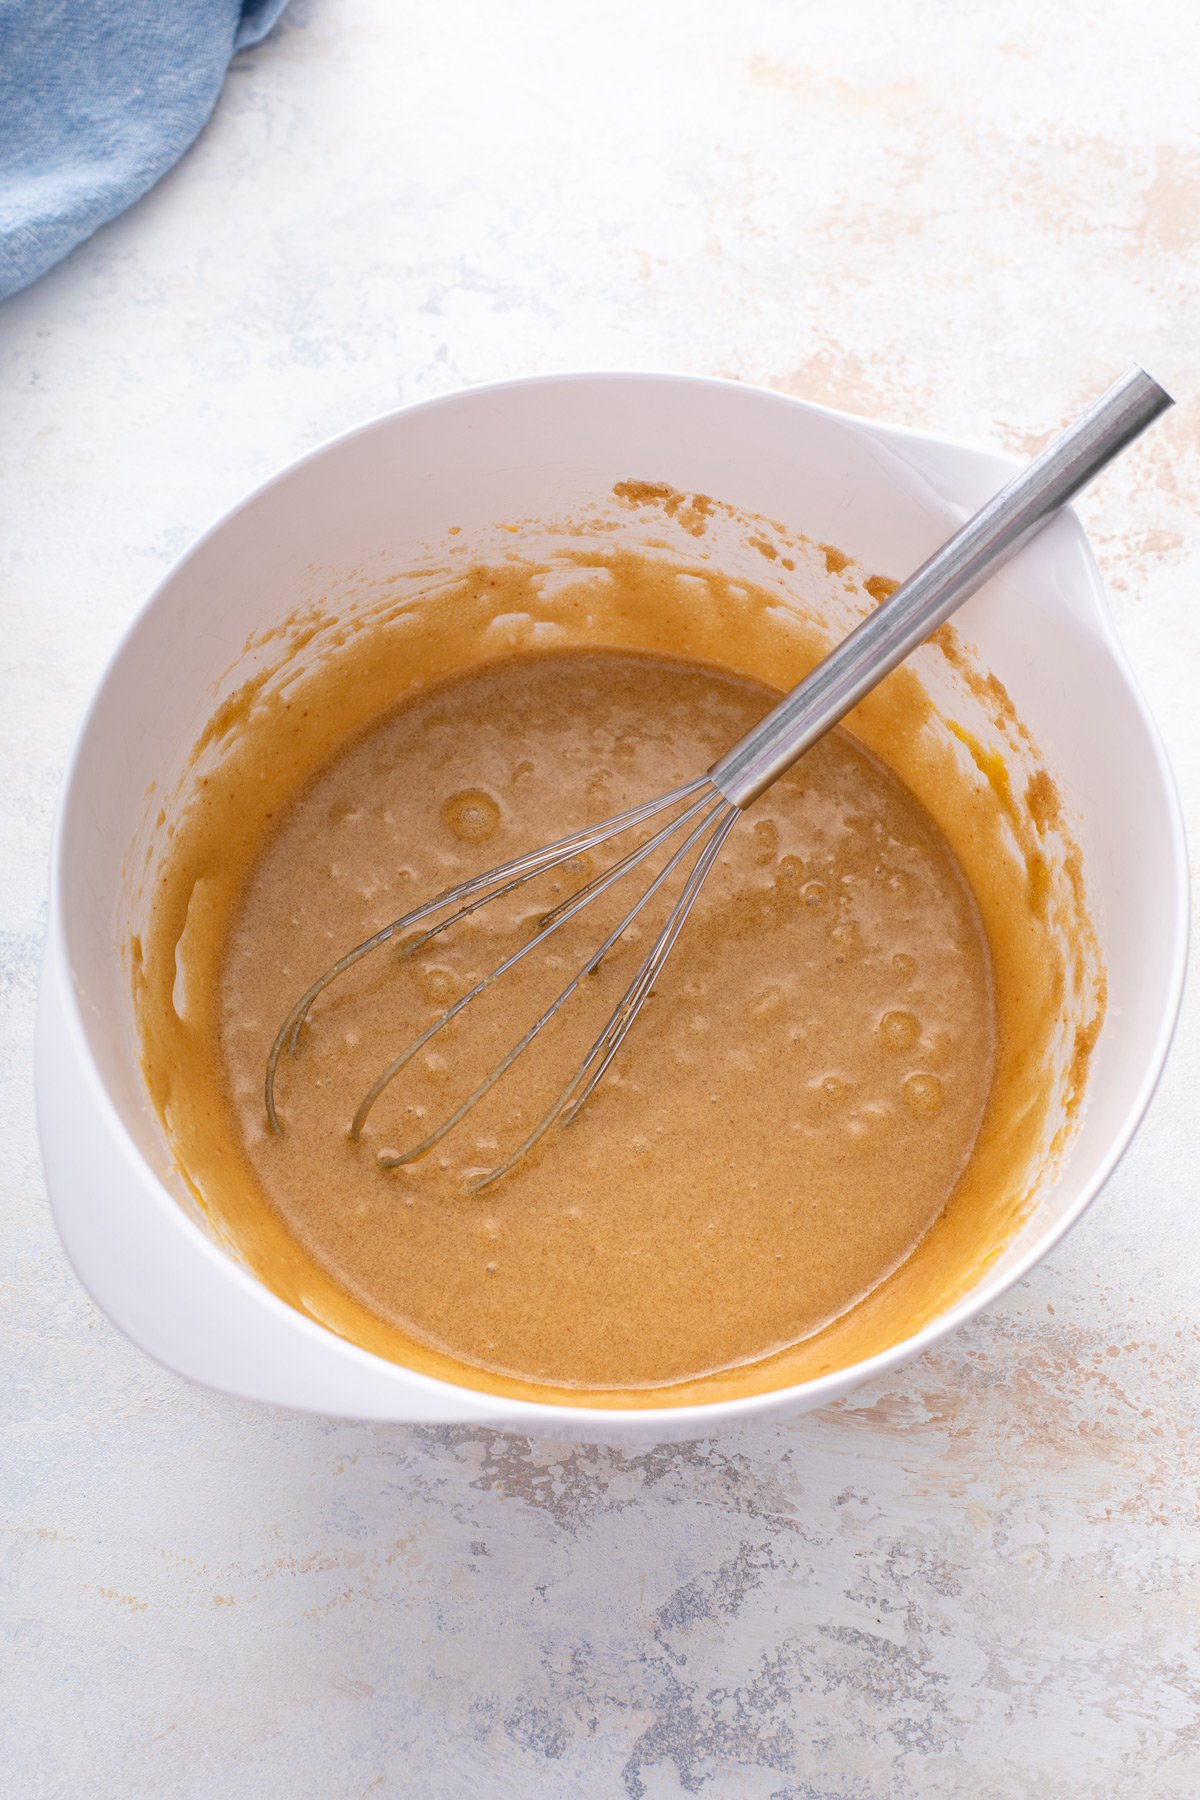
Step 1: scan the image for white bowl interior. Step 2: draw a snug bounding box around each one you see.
[41,375,1187,1439]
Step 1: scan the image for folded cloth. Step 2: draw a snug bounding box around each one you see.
[0,0,289,302]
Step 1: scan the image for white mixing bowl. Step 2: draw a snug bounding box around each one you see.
[36,373,1188,1443]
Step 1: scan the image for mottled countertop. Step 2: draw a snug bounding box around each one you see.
[3,4,1198,1796]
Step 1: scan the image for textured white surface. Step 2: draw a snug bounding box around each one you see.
[3,3,1199,1794]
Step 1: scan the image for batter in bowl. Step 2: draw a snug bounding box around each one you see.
[134,522,1099,1406]
[218,649,993,1389]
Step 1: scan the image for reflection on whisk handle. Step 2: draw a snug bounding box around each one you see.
[708,364,1173,811]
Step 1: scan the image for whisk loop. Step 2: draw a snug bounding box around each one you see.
[264,367,1172,1189]
[265,775,737,1187]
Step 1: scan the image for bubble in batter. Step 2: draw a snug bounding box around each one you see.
[903,1072,945,1118]
[442,788,500,842]
[880,1010,920,1051]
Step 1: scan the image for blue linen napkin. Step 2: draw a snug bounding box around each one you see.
[0,0,290,302]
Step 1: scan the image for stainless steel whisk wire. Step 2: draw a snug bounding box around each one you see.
[265,366,1172,1189]
[354,785,737,1170]
[264,773,739,1188]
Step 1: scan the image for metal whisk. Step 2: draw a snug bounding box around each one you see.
[266,367,1171,1189]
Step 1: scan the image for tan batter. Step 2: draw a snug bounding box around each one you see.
[133,512,1103,1407]
[218,650,993,1389]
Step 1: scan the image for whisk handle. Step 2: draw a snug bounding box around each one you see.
[708,364,1173,810]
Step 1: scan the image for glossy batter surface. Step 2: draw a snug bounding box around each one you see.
[218,650,993,1388]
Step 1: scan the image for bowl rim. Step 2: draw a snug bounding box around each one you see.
[40,368,1192,1430]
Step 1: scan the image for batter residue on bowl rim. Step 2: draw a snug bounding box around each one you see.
[130,490,1104,1407]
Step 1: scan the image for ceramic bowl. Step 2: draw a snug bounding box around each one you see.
[36,373,1188,1443]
